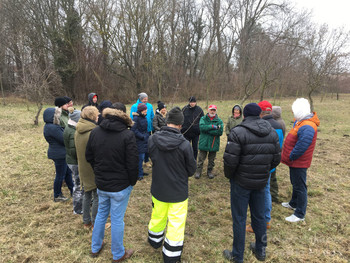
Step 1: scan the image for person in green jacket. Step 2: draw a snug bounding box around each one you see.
[63,107,83,215]
[225,104,243,136]
[195,105,224,179]
[54,97,69,128]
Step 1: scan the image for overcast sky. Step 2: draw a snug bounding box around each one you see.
[292,0,350,31]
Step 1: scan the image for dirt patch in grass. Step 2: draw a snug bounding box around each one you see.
[0,95,349,262]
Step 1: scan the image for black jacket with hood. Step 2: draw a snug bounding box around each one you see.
[82,92,98,110]
[85,108,138,192]
[223,116,281,190]
[149,126,197,203]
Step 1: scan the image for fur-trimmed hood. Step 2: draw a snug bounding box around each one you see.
[101,108,134,131]
[43,107,61,125]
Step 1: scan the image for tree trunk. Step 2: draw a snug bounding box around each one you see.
[0,73,5,106]
[34,103,43,126]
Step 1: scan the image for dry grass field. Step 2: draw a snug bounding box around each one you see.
[0,95,349,263]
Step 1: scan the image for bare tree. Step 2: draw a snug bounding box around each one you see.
[299,24,350,110]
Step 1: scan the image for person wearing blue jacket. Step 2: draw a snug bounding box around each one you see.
[131,103,149,180]
[130,92,154,132]
[43,107,74,202]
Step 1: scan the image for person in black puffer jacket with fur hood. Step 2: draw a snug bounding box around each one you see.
[223,103,281,263]
[85,103,138,262]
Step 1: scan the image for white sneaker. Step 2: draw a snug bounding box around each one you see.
[285,214,304,223]
[281,202,296,210]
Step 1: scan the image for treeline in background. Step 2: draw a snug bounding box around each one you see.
[0,0,350,109]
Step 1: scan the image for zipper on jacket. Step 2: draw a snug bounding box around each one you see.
[211,136,216,148]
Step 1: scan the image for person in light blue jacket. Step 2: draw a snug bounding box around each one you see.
[130,93,154,133]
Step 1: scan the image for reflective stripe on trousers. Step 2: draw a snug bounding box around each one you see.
[148,196,188,263]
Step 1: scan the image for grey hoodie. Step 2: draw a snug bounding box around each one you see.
[272,106,286,138]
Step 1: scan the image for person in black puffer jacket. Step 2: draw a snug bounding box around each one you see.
[131,103,149,180]
[181,96,204,160]
[222,103,281,263]
[85,103,138,262]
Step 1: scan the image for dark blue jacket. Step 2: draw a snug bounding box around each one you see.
[262,115,284,148]
[43,108,66,160]
[262,114,284,173]
[131,111,149,154]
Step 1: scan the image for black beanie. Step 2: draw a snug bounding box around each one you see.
[111,102,126,113]
[157,101,166,111]
[166,106,184,125]
[55,97,67,107]
[63,96,72,103]
[243,103,262,117]
[189,96,196,102]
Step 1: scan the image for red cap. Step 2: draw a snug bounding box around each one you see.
[208,105,217,110]
[258,100,272,111]
[93,95,98,99]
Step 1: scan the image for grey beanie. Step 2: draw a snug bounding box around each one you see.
[69,109,81,123]
[166,106,184,125]
[138,92,148,101]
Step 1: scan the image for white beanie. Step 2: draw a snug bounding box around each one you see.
[292,98,311,121]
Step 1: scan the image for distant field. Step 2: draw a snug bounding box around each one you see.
[0,94,349,262]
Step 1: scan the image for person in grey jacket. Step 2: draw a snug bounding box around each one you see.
[153,101,167,132]
[147,106,196,263]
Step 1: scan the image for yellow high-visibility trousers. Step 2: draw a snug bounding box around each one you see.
[148,196,188,263]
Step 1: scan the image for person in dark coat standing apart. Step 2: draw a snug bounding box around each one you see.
[181,96,204,160]
[223,103,281,263]
[147,107,197,263]
[86,103,138,262]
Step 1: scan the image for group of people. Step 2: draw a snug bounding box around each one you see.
[42,92,320,263]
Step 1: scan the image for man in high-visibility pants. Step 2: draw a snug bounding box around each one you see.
[147,106,197,263]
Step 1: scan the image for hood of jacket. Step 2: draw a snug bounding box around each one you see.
[153,126,186,151]
[272,106,282,119]
[76,118,96,134]
[300,112,320,127]
[98,100,112,112]
[239,116,272,137]
[100,108,134,132]
[88,92,97,104]
[43,107,61,125]
[232,104,243,116]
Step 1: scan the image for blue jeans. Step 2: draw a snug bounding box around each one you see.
[138,153,145,178]
[91,186,133,260]
[53,159,73,198]
[289,167,307,218]
[264,174,272,223]
[230,179,267,262]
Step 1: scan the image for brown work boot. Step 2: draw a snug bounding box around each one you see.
[112,249,134,262]
[91,242,105,258]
